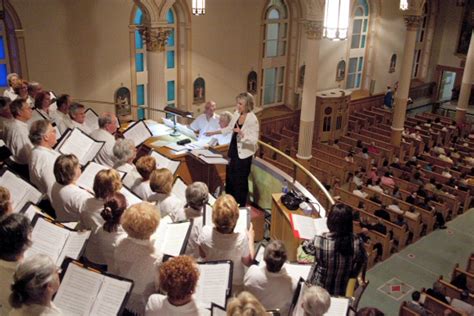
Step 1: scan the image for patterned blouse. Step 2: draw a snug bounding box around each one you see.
[302,232,367,296]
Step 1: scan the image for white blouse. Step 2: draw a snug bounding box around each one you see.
[148,193,184,218]
[49,183,92,223]
[84,225,127,268]
[9,303,62,316]
[131,179,153,200]
[145,294,207,316]
[79,197,105,232]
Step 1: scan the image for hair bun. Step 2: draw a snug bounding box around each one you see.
[101,206,113,221]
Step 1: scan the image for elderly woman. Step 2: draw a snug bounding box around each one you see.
[113,138,140,188]
[0,214,32,315]
[84,192,127,269]
[198,194,255,291]
[211,111,233,146]
[31,91,53,122]
[148,168,183,217]
[13,80,33,108]
[110,202,163,315]
[9,254,61,316]
[302,203,367,296]
[298,286,331,316]
[79,169,122,232]
[227,291,266,316]
[49,154,92,222]
[145,256,207,316]
[244,240,297,315]
[206,92,259,206]
[0,186,12,217]
[131,155,156,200]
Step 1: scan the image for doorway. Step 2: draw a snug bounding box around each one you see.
[439,71,456,102]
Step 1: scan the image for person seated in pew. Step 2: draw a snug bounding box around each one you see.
[424,163,434,172]
[359,147,369,160]
[451,290,474,316]
[391,186,402,200]
[9,254,62,316]
[387,200,402,215]
[439,152,454,164]
[417,184,429,199]
[425,177,437,191]
[67,102,91,134]
[244,240,298,315]
[406,290,429,316]
[131,155,156,200]
[83,192,127,270]
[380,172,395,188]
[368,179,385,194]
[405,192,418,205]
[110,202,163,315]
[426,281,451,305]
[80,169,122,232]
[427,205,447,230]
[345,152,355,163]
[409,130,422,142]
[394,213,409,230]
[353,185,368,199]
[145,255,207,316]
[90,113,119,167]
[356,307,385,316]
[112,138,140,188]
[390,157,401,169]
[333,139,340,149]
[412,172,424,186]
[356,139,363,149]
[369,194,382,205]
[0,214,32,316]
[451,274,468,292]
[148,168,184,218]
[423,119,432,128]
[450,149,461,159]
[171,181,208,258]
[0,186,12,218]
[441,167,453,179]
[0,96,12,140]
[227,291,267,316]
[352,171,364,187]
[298,285,331,316]
[368,167,379,183]
[198,194,255,293]
[52,94,72,134]
[189,100,220,140]
[374,204,391,222]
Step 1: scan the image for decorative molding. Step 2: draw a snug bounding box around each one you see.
[139,26,172,52]
[303,20,323,40]
[403,15,423,31]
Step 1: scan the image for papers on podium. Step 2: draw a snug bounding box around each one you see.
[123,120,153,147]
[84,108,99,132]
[152,217,192,257]
[289,214,329,240]
[150,150,181,175]
[54,259,133,316]
[195,261,233,309]
[56,128,105,166]
[25,214,91,266]
[204,207,250,233]
[0,168,42,213]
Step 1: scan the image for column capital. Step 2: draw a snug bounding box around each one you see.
[403,15,423,31]
[303,20,323,40]
[139,26,172,52]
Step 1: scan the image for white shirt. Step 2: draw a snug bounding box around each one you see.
[3,87,16,101]
[451,298,474,316]
[145,295,207,316]
[213,132,232,146]
[9,303,62,316]
[116,163,141,188]
[29,146,60,196]
[0,260,18,316]
[387,204,403,214]
[190,113,220,139]
[79,197,106,232]
[244,264,298,315]
[52,111,71,135]
[49,183,92,222]
[148,193,184,218]
[353,189,368,199]
[4,119,32,164]
[198,226,249,286]
[71,120,92,134]
[89,128,116,167]
[368,184,384,194]
[172,206,203,258]
[84,225,127,267]
[131,179,153,200]
[28,109,53,128]
[221,111,259,159]
[111,237,163,315]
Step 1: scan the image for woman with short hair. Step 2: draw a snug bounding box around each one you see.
[198,194,254,291]
[49,154,92,222]
[112,139,140,188]
[9,254,62,316]
[131,156,156,200]
[226,291,266,316]
[0,186,12,217]
[148,168,183,218]
[110,202,163,315]
[145,256,207,315]
[299,286,331,316]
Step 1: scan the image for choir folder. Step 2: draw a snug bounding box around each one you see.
[56,128,105,166]
[153,217,192,257]
[54,258,134,316]
[122,119,153,147]
[0,167,42,212]
[25,213,91,266]
[150,150,181,175]
[195,260,233,309]
[84,108,99,132]
[203,207,250,233]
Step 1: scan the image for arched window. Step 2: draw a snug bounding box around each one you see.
[261,0,288,107]
[412,3,428,79]
[346,0,369,90]
[193,77,205,103]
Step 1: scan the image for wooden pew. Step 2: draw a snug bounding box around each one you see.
[399,302,423,316]
[452,264,474,293]
[313,142,371,172]
[311,148,357,174]
[340,135,384,166]
[310,158,347,184]
[346,132,395,162]
[353,221,392,261]
[422,290,466,316]
[437,276,474,305]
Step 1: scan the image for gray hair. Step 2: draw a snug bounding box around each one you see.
[302,286,331,316]
[113,139,135,165]
[27,82,41,94]
[29,120,50,145]
[98,113,114,129]
[10,99,26,118]
[236,92,255,112]
[185,182,209,209]
[7,73,19,85]
[9,254,56,308]
[69,102,85,117]
[220,111,232,125]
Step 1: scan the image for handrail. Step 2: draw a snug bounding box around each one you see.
[75,98,335,207]
[257,140,335,207]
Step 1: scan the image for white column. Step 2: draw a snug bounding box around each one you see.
[456,30,474,124]
[297,20,323,160]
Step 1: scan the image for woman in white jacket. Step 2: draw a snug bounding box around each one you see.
[206,92,259,206]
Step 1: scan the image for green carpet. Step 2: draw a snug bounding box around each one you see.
[359,209,474,316]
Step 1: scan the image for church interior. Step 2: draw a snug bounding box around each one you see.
[0,0,473,315]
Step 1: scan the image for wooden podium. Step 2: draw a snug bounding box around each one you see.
[270,193,319,261]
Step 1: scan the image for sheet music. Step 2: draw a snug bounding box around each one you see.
[172,178,187,204]
[199,156,229,165]
[211,304,227,316]
[0,170,42,213]
[85,109,99,132]
[176,123,197,140]
[123,120,152,146]
[21,204,41,220]
[150,151,180,175]
[54,263,104,315]
[235,208,250,233]
[291,214,328,240]
[204,204,213,226]
[196,263,231,309]
[154,221,191,256]
[77,162,109,192]
[120,187,143,206]
[292,281,307,316]
[324,297,350,316]
[59,129,104,166]
[313,218,329,236]
[285,263,312,281]
[89,277,132,316]
[25,218,69,265]
[54,129,71,150]
[208,194,216,206]
[255,245,265,266]
[57,231,91,267]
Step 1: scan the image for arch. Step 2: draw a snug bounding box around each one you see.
[247,71,258,95]
[193,77,205,104]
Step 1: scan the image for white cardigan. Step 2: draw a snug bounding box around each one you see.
[221,111,259,159]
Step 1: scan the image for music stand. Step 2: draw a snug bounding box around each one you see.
[164,106,193,137]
